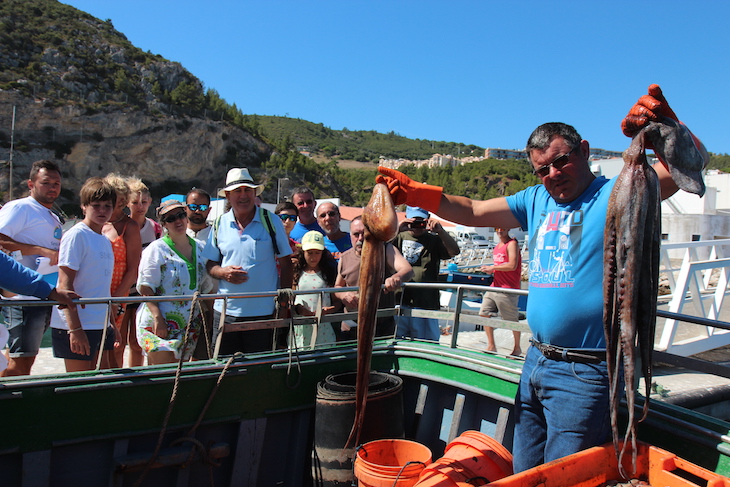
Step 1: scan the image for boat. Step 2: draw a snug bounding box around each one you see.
[0,282,728,486]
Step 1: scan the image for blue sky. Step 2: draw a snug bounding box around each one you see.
[63,1,730,155]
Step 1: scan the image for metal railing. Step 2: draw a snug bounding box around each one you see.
[1,281,728,378]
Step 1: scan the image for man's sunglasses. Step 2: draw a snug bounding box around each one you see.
[533,147,576,178]
[187,204,209,212]
[318,210,338,219]
[162,211,187,224]
[278,214,297,222]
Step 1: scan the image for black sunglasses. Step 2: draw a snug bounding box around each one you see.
[278,214,297,222]
[162,211,187,224]
[187,204,209,212]
[533,147,576,178]
[318,210,338,218]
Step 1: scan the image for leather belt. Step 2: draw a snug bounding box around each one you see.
[530,339,606,365]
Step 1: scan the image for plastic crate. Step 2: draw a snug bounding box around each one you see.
[486,442,730,487]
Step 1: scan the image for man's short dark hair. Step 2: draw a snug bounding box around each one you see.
[525,123,582,163]
[186,187,211,204]
[290,186,314,199]
[29,160,60,181]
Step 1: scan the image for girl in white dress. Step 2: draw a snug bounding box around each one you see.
[291,231,340,349]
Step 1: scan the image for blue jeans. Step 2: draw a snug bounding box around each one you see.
[395,313,440,342]
[512,345,613,472]
[2,305,52,357]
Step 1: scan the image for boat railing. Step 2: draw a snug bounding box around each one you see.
[2,282,730,380]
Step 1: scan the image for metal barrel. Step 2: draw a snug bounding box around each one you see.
[312,371,405,486]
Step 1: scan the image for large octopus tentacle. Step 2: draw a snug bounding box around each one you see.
[345,183,398,448]
[604,129,660,478]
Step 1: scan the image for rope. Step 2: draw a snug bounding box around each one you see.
[95,300,113,371]
[276,288,301,389]
[132,291,232,487]
[171,436,217,486]
[285,318,302,389]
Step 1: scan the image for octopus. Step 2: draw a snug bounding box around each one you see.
[345,183,398,448]
[604,117,706,478]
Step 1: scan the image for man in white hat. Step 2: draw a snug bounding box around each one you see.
[203,168,294,354]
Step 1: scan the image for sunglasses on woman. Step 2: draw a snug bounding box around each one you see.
[162,211,187,224]
[278,214,297,222]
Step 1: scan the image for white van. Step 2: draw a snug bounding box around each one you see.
[457,231,493,249]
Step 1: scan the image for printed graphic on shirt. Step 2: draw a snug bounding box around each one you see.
[529,209,583,288]
[400,240,424,265]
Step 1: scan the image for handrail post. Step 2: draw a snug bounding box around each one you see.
[449,286,465,349]
[212,296,227,360]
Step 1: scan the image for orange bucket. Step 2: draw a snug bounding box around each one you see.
[416,459,475,486]
[415,431,512,486]
[354,439,433,487]
[442,431,513,480]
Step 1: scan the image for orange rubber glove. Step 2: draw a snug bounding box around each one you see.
[376,167,443,212]
[621,84,706,168]
[621,84,679,138]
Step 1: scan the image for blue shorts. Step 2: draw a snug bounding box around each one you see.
[51,327,116,361]
[2,305,52,358]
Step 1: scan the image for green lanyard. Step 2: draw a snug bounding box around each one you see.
[162,235,197,290]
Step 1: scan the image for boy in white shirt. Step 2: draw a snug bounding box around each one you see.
[52,178,118,372]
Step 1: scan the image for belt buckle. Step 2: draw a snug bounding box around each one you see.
[547,347,561,361]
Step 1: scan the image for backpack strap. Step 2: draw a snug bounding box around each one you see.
[259,207,280,255]
[212,214,223,251]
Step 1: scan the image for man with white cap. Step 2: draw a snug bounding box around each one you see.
[203,168,293,354]
[393,206,460,341]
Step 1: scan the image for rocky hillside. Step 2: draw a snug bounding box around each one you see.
[0,90,270,214]
[0,0,274,214]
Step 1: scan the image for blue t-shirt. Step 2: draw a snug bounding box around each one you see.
[289,220,324,242]
[324,233,352,261]
[203,209,293,317]
[506,176,616,349]
[0,252,53,298]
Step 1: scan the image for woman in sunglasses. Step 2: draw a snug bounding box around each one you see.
[275,201,300,255]
[134,200,214,364]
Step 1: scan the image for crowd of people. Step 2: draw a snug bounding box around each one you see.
[0,156,522,376]
[0,165,431,373]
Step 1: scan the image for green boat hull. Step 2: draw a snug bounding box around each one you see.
[0,339,728,486]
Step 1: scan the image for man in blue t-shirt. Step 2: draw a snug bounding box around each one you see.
[376,85,708,472]
[289,187,323,242]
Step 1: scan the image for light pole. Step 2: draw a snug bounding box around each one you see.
[277,178,290,204]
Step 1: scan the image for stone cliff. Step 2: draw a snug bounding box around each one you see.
[0,90,272,214]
